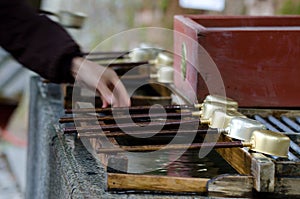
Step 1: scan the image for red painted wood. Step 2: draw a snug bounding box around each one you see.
[173,15,300,107]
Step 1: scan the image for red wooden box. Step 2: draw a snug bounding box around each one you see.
[173,15,300,107]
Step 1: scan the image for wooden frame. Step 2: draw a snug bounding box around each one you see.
[71,102,254,196]
[66,99,300,197]
[173,15,300,107]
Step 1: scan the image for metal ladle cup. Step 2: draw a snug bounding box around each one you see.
[192,102,238,122]
[152,52,173,68]
[225,130,290,158]
[248,129,290,157]
[58,10,86,29]
[129,48,155,62]
[39,10,86,29]
[225,117,266,141]
[200,109,246,129]
[148,52,174,83]
[156,66,174,83]
[199,112,289,157]
[194,95,239,109]
[129,50,173,66]
[204,95,238,108]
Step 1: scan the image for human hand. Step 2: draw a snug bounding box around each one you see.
[71,57,131,107]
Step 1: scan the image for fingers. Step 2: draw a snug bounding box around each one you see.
[101,96,109,108]
[98,86,113,108]
[96,68,130,107]
[97,77,131,107]
[110,78,131,107]
[71,57,131,108]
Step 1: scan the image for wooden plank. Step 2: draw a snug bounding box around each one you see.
[274,177,300,196]
[107,173,209,193]
[251,153,275,192]
[215,134,276,193]
[215,134,252,175]
[207,175,253,198]
[275,161,300,177]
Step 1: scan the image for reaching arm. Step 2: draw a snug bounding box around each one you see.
[0,0,130,107]
[0,0,80,83]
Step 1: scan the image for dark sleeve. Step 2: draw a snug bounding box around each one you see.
[0,0,82,83]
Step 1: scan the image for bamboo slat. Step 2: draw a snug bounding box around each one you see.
[107,173,209,193]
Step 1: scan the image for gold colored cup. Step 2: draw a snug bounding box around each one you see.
[227,117,266,141]
[207,109,246,129]
[250,129,290,158]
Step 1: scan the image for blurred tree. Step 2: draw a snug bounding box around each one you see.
[279,0,300,14]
